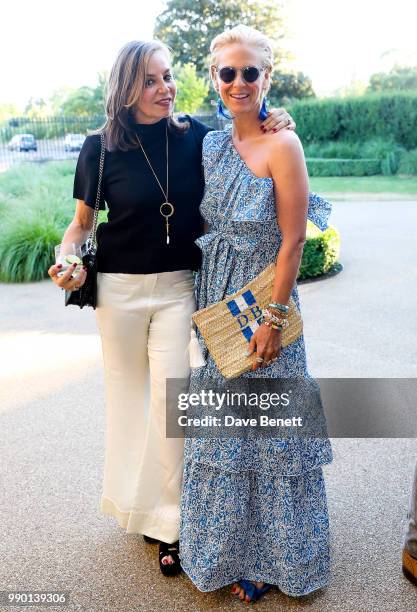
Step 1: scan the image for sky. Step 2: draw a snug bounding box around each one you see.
[1,0,417,109]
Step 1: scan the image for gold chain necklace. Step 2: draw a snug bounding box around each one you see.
[136,123,174,245]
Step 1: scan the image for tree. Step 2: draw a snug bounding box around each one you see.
[93,70,108,109]
[59,87,99,116]
[154,0,288,77]
[174,63,209,113]
[49,87,74,115]
[367,65,417,93]
[57,72,108,117]
[24,97,49,118]
[268,71,315,106]
[0,103,21,121]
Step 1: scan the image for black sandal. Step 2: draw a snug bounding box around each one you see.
[143,535,159,544]
[159,540,182,576]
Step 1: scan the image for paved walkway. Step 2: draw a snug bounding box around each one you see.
[1,200,416,611]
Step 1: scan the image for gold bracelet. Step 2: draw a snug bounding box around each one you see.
[268,307,288,318]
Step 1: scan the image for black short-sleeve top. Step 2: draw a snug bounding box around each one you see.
[73,116,212,273]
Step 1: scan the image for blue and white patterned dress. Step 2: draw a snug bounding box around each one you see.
[179,126,333,597]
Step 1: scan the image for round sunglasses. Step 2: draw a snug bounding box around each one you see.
[216,66,262,84]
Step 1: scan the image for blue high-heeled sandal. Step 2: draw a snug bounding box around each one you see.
[237,580,272,603]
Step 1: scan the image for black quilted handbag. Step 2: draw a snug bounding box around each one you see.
[65,133,105,310]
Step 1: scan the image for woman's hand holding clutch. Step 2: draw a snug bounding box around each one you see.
[247,324,282,371]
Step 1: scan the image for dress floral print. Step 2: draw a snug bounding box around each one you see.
[179,126,333,597]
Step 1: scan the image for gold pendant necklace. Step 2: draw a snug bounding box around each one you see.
[136,123,174,244]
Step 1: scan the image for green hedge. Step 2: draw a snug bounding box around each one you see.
[299,224,340,280]
[307,158,381,177]
[304,138,405,160]
[398,149,417,175]
[303,138,411,176]
[290,91,417,148]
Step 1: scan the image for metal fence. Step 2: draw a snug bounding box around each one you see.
[0,113,225,170]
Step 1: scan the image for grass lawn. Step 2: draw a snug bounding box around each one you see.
[309,175,417,198]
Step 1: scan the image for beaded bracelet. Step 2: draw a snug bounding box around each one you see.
[272,318,289,329]
[261,309,289,328]
[268,308,288,321]
[263,320,283,331]
[269,302,289,314]
[269,306,288,317]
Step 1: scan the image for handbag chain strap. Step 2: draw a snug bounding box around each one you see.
[86,132,106,255]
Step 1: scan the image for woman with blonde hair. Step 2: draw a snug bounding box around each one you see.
[47,38,294,576]
[179,25,333,602]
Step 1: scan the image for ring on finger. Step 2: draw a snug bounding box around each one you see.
[255,357,264,363]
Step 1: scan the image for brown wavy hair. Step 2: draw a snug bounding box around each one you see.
[95,40,188,151]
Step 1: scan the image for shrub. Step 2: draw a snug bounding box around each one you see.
[0,196,108,282]
[304,138,407,176]
[398,149,417,175]
[0,162,77,281]
[299,224,340,280]
[360,138,404,159]
[306,158,381,176]
[0,205,66,282]
[304,141,362,159]
[290,92,417,148]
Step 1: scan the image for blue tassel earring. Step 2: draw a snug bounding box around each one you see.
[217,98,234,120]
[259,97,268,121]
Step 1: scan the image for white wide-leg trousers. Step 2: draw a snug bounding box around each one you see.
[95,270,195,544]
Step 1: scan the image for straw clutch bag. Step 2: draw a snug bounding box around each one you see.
[192,263,303,379]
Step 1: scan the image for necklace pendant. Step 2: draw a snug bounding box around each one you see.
[160,202,174,218]
[165,217,170,245]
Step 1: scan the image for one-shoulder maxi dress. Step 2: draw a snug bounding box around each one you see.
[179,126,333,597]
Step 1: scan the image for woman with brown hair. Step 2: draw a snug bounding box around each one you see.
[47,39,294,576]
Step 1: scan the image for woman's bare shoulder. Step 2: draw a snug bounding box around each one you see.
[267,130,304,169]
[269,128,302,151]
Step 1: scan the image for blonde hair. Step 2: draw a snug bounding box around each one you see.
[209,25,274,88]
[96,40,187,151]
